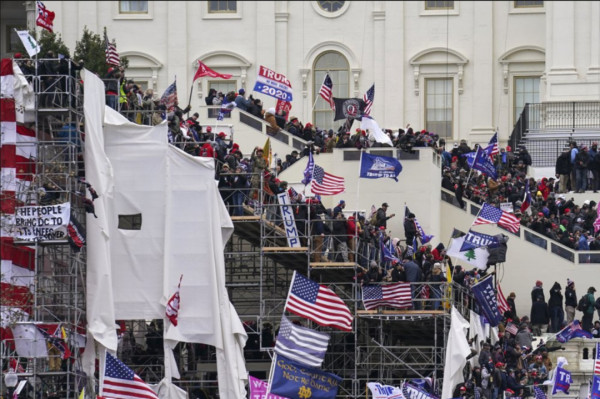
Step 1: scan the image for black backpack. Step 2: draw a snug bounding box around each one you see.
[577,295,589,312]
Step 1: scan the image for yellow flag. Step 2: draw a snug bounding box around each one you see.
[263,137,272,167]
[79,387,85,399]
[444,264,452,310]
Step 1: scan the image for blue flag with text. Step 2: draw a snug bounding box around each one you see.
[360,152,403,182]
[270,355,341,399]
[471,145,498,179]
[459,229,500,252]
[471,275,502,327]
[552,366,572,395]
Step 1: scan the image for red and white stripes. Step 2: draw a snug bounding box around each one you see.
[1,58,36,338]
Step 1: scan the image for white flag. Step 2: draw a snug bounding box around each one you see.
[16,30,41,57]
[367,382,403,398]
[447,235,490,270]
[360,116,393,146]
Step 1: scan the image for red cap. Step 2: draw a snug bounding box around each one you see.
[206,126,212,132]
[218,132,226,138]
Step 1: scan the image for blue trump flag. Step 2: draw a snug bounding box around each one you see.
[555,320,593,343]
[552,366,572,395]
[471,145,498,179]
[459,230,500,252]
[470,275,502,327]
[360,152,402,182]
[592,375,600,398]
[302,151,315,185]
[270,355,342,399]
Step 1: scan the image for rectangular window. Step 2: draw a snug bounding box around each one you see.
[118,214,142,230]
[208,1,237,13]
[119,1,148,13]
[7,26,26,53]
[425,1,454,10]
[513,76,540,126]
[514,1,543,8]
[209,81,236,99]
[425,78,453,138]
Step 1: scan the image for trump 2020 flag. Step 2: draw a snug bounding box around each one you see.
[362,283,412,310]
[102,352,158,399]
[471,145,498,179]
[592,375,600,398]
[555,320,593,343]
[284,271,353,331]
[470,275,502,327]
[248,376,287,399]
[360,152,402,181]
[270,355,341,399]
[274,315,330,368]
[552,366,572,395]
[367,382,403,398]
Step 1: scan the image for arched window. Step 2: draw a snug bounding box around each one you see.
[313,51,349,131]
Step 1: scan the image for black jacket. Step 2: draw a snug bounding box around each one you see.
[565,286,577,307]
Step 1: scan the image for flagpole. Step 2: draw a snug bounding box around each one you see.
[187,82,194,118]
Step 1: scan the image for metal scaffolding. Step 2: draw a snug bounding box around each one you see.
[1,59,461,398]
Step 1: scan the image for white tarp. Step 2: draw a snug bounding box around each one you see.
[442,307,471,399]
[82,69,248,398]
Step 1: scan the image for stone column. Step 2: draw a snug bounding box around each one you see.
[470,1,495,139]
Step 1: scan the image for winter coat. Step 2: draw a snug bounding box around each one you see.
[547,282,563,308]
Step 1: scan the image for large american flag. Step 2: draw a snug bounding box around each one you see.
[102,352,158,399]
[159,80,178,113]
[310,164,345,196]
[497,282,510,316]
[473,203,520,233]
[285,271,353,331]
[319,73,334,110]
[274,315,330,368]
[104,32,120,66]
[594,342,600,375]
[363,84,375,116]
[362,283,412,310]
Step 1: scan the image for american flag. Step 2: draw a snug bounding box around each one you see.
[274,315,330,368]
[488,132,499,158]
[319,73,334,109]
[363,84,375,116]
[521,179,532,214]
[594,342,600,375]
[497,282,510,316]
[284,271,353,331]
[534,385,547,399]
[310,164,345,196]
[104,32,120,66]
[159,80,178,113]
[102,352,158,399]
[473,203,520,233]
[505,322,518,336]
[362,283,412,310]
